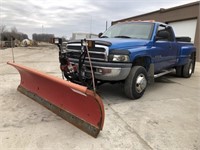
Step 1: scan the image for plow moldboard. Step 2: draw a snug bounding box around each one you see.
[8,62,105,138]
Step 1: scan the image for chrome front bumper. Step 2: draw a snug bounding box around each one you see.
[92,66,131,81]
[69,58,132,81]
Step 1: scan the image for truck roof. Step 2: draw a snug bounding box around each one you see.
[116,20,168,27]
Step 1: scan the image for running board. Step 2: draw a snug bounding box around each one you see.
[154,69,174,78]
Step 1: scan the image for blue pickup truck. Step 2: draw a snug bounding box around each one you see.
[57,21,196,99]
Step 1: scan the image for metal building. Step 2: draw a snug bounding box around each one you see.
[112,1,200,61]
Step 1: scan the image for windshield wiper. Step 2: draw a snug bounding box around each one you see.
[100,36,108,38]
[114,35,131,38]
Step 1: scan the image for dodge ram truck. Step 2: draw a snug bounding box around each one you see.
[56,21,196,99]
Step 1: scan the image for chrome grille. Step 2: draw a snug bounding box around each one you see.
[66,43,109,61]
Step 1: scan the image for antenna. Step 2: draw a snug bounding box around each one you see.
[90,16,92,33]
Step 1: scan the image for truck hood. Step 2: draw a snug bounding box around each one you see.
[95,38,150,49]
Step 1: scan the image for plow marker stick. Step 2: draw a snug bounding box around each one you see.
[7,62,105,138]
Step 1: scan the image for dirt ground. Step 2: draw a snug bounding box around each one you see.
[0,43,199,150]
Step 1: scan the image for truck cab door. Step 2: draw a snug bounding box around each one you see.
[152,25,178,73]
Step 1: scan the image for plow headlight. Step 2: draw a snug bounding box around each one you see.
[54,38,59,44]
[53,38,62,44]
[109,54,130,62]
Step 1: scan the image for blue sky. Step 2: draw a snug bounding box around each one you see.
[0,0,198,39]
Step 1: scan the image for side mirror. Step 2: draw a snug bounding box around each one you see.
[156,31,170,41]
[98,33,103,38]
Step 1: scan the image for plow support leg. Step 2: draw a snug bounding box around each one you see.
[8,62,105,138]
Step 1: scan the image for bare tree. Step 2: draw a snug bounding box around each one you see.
[0,25,7,47]
[11,26,17,33]
[0,25,28,48]
[0,25,7,41]
[32,33,55,42]
[0,25,6,33]
[11,26,18,40]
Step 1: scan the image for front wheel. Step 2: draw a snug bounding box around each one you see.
[124,66,148,99]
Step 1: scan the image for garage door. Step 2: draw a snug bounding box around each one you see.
[168,19,197,43]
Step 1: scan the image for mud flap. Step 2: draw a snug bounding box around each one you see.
[7,62,105,138]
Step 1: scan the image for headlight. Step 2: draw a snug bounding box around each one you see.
[109,54,130,62]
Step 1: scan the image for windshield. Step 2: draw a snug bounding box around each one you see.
[101,22,154,40]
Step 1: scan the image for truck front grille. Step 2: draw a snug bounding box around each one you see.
[61,42,68,50]
[66,43,109,61]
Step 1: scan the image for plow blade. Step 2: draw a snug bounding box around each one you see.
[8,62,104,138]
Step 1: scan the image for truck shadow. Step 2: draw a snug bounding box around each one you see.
[98,73,179,105]
[154,72,180,83]
[97,83,130,105]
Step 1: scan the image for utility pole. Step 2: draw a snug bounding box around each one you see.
[11,37,15,63]
[42,25,44,42]
[42,25,44,34]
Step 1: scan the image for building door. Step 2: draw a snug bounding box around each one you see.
[168,19,197,43]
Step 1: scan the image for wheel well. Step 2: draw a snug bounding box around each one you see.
[191,52,196,73]
[132,57,151,71]
[191,52,196,61]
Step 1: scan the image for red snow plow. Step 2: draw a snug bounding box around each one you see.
[7,62,105,138]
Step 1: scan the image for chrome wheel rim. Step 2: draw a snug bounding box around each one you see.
[189,62,193,75]
[135,73,147,93]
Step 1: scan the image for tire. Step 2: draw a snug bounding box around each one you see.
[182,59,193,78]
[176,66,183,77]
[124,66,148,99]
